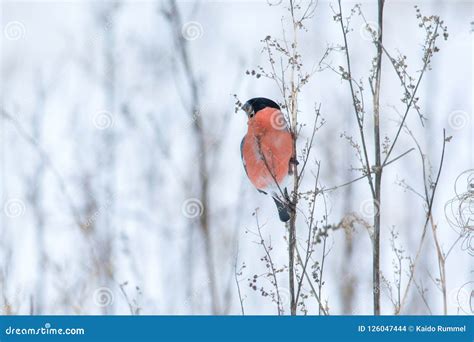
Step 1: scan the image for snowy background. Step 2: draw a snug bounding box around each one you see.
[0,0,472,315]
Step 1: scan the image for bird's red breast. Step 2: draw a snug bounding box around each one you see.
[242,107,293,191]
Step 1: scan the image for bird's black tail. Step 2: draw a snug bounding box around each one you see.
[273,197,291,222]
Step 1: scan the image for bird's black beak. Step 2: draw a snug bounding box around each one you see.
[242,101,255,118]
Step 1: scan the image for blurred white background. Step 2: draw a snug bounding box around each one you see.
[0,0,472,315]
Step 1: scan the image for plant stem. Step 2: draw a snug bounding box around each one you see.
[288,0,298,316]
[372,0,385,316]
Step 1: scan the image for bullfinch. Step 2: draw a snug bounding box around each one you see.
[240,97,294,222]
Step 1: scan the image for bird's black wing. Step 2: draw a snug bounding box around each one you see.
[240,136,248,177]
[241,136,268,195]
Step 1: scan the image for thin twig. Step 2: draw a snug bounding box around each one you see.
[399,129,447,312]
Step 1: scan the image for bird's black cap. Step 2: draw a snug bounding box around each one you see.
[242,97,280,117]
